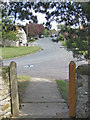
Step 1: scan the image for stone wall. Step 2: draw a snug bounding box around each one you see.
[0,66,12,119]
[2,39,16,47]
[76,74,88,118]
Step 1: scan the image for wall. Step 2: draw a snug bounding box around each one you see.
[2,39,16,47]
[76,74,88,118]
[0,66,12,119]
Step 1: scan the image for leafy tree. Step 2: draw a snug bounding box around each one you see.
[1,1,89,58]
[78,2,90,23]
[59,27,88,58]
[2,15,22,47]
[2,1,86,29]
[44,29,50,36]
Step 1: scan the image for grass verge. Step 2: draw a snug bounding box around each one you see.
[17,75,30,103]
[2,46,41,59]
[56,80,69,105]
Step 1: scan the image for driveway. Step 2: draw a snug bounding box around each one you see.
[3,37,88,80]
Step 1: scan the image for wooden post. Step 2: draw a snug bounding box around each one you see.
[69,61,76,118]
[10,61,19,117]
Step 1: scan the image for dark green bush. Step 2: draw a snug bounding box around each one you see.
[66,39,72,48]
[58,34,64,41]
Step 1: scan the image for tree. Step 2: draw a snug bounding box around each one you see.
[57,25,88,59]
[2,1,86,29]
[2,15,22,47]
[78,2,90,23]
[1,1,89,58]
[44,29,50,36]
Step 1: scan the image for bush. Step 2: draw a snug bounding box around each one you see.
[58,34,64,41]
[72,43,76,48]
[62,41,67,47]
[56,37,60,42]
[66,39,72,48]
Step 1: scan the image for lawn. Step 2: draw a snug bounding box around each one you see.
[56,80,69,106]
[2,46,41,59]
[17,75,30,103]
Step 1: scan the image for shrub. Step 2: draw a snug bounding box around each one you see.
[62,41,67,47]
[72,43,77,48]
[66,39,72,48]
[58,34,64,41]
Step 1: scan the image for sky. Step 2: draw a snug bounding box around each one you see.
[16,12,58,30]
[15,5,59,30]
[5,0,82,30]
[13,1,80,30]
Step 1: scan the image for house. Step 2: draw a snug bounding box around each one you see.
[16,27,27,46]
[2,26,27,47]
[24,23,45,37]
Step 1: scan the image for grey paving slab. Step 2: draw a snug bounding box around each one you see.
[19,103,69,118]
[22,78,64,103]
[19,77,69,118]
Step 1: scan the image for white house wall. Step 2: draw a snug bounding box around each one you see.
[17,28,27,46]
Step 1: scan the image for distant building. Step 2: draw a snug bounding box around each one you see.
[24,23,45,37]
[16,27,27,46]
[51,31,59,35]
[79,23,84,30]
[79,22,90,31]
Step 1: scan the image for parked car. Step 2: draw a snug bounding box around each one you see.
[51,37,58,42]
[34,35,39,40]
[39,34,44,38]
[50,34,55,37]
[55,34,58,37]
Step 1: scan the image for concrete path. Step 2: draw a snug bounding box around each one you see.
[19,77,69,118]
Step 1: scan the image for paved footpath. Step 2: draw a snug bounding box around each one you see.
[19,77,69,118]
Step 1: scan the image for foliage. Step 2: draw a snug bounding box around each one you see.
[2,1,88,29]
[59,24,88,59]
[2,46,41,59]
[44,29,48,36]
[62,41,67,47]
[2,15,20,47]
[2,30,18,41]
[57,34,64,41]
[78,2,90,22]
[44,28,50,36]
[27,36,36,42]
[1,1,89,58]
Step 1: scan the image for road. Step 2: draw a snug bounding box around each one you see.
[3,37,88,80]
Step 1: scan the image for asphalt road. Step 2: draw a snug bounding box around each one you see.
[3,37,88,80]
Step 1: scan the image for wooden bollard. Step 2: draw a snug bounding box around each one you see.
[10,61,19,117]
[69,61,76,118]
